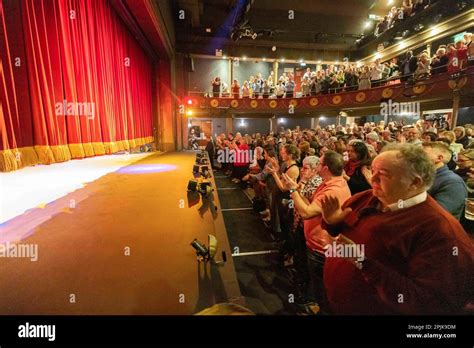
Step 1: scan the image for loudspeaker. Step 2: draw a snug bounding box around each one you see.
[186,57,194,72]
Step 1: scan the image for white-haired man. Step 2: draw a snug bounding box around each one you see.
[320,144,473,314]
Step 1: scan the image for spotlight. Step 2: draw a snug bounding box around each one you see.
[190,235,224,263]
[196,157,209,165]
[187,179,213,196]
[191,239,209,259]
[194,165,210,179]
[196,152,209,165]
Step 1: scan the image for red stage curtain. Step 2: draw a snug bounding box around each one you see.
[0,0,154,172]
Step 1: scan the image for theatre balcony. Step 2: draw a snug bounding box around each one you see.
[184,67,474,120]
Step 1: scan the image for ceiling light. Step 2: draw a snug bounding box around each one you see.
[263,57,266,61]
[206,28,211,33]
[388,0,394,5]
[280,58,285,62]
[272,46,277,52]
[243,56,247,60]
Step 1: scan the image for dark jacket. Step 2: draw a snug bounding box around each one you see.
[428,165,468,220]
[456,136,470,149]
[348,166,372,195]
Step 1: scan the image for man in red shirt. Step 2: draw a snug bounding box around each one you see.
[320,144,473,314]
[283,151,351,312]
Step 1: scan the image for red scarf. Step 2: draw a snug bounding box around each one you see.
[344,159,361,177]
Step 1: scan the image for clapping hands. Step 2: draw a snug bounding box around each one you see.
[320,195,352,226]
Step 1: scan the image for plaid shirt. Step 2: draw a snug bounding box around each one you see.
[293,175,323,230]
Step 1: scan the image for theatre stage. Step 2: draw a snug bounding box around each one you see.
[0,151,243,314]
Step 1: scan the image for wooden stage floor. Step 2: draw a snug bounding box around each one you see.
[0,151,243,314]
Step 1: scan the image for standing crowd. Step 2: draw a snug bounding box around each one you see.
[209,33,473,98]
[211,120,474,315]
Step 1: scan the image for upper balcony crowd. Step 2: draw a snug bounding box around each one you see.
[207,33,473,99]
[374,0,434,38]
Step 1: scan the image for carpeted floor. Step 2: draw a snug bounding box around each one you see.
[0,151,242,314]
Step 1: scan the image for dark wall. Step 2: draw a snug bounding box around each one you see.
[233,118,271,135]
[275,117,312,130]
[234,61,272,84]
[458,107,474,126]
[188,58,229,94]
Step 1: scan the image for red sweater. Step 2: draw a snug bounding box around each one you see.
[234,143,249,166]
[324,190,474,315]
